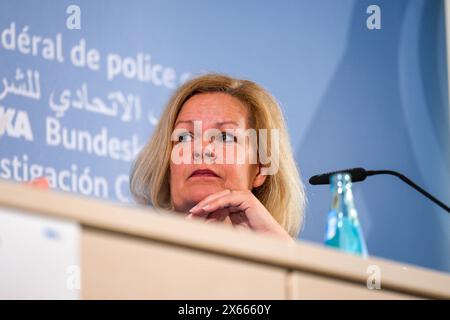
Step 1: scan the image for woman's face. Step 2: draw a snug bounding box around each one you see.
[170,93,266,213]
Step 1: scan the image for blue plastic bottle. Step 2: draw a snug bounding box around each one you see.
[324,172,368,257]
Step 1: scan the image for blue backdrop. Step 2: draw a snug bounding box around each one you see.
[1,0,449,273]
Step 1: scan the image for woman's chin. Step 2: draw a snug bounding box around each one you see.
[188,185,224,203]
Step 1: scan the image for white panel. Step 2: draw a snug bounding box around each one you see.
[0,208,80,299]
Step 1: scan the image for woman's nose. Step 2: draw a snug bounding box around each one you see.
[193,138,216,161]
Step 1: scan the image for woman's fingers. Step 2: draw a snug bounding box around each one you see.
[185,208,229,221]
[206,209,229,221]
[189,189,231,214]
[190,190,251,217]
[186,190,293,242]
[229,212,250,228]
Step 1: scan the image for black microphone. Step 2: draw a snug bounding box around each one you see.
[309,167,368,185]
[309,167,450,213]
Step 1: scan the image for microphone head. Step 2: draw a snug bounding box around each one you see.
[309,167,367,185]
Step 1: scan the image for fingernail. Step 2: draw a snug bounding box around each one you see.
[202,204,210,210]
[189,205,198,213]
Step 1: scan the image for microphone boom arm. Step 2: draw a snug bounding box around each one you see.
[366,170,450,213]
[309,167,450,213]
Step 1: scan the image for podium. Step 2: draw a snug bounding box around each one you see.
[0,180,449,300]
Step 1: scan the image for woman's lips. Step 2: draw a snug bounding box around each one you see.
[189,169,219,178]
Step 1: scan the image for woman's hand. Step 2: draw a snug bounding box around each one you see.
[187,189,295,243]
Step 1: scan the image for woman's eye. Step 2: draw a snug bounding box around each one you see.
[178,132,193,142]
[220,132,236,143]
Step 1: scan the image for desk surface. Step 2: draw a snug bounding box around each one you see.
[0,180,449,299]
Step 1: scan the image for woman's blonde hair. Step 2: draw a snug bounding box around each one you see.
[130,73,306,237]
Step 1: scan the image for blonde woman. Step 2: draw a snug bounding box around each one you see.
[130,73,306,242]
